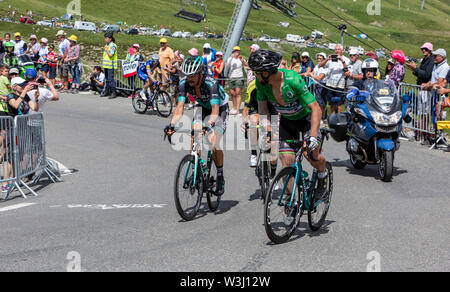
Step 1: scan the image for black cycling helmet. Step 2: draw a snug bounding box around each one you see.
[248,50,282,73]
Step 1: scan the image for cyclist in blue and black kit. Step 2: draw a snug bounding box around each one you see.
[165,56,229,196]
[137,54,163,100]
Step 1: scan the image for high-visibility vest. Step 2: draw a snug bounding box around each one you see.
[102,42,118,69]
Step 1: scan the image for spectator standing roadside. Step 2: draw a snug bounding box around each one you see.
[101,32,118,99]
[389,50,406,88]
[321,44,350,113]
[202,43,216,76]
[226,46,245,115]
[385,59,394,81]
[66,35,81,94]
[421,49,449,91]
[169,51,184,104]
[346,49,363,87]
[0,41,18,68]
[2,33,11,52]
[125,44,142,98]
[307,52,329,120]
[212,51,225,87]
[8,76,39,116]
[8,67,19,79]
[56,30,70,92]
[46,44,57,85]
[27,76,59,113]
[13,32,27,56]
[300,52,314,77]
[406,42,435,86]
[288,52,301,73]
[37,38,49,78]
[158,38,174,91]
[26,35,40,62]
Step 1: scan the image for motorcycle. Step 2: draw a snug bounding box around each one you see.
[329,81,412,182]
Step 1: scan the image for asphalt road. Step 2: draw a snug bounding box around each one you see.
[0,93,448,272]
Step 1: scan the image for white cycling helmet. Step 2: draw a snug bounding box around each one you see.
[361,58,379,75]
[182,56,204,76]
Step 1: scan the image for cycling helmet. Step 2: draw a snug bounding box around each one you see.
[182,56,204,76]
[391,50,406,64]
[5,41,14,48]
[361,58,379,76]
[248,50,282,72]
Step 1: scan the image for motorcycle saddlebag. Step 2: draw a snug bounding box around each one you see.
[328,113,351,142]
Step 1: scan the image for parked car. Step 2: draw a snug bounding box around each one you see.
[60,23,73,29]
[215,33,224,39]
[258,35,271,42]
[74,21,96,32]
[311,30,324,39]
[160,29,171,36]
[181,32,191,38]
[307,43,316,48]
[37,20,53,27]
[102,24,121,33]
[126,28,139,35]
[376,49,387,58]
[206,33,215,38]
[139,27,153,35]
[172,31,183,38]
[193,32,205,38]
[303,35,310,41]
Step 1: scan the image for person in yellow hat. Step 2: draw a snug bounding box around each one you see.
[13,32,27,56]
[66,35,81,93]
[226,45,245,114]
[158,38,173,91]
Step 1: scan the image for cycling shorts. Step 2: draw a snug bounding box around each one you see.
[278,115,321,155]
[193,104,229,135]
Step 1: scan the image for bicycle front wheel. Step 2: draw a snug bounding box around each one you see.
[155,90,173,118]
[174,155,203,221]
[308,162,333,231]
[132,89,148,114]
[264,166,300,244]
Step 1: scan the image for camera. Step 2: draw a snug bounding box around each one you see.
[37,77,46,84]
[406,57,418,63]
[331,54,338,62]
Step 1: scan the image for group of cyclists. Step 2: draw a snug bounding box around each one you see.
[164,48,335,201]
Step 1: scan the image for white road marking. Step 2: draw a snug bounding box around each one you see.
[49,204,167,210]
[0,202,37,212]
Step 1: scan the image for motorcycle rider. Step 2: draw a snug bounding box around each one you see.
[347,58,396,103]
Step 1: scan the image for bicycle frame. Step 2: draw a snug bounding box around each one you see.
[277,149,317,212]
[184,131,213,188]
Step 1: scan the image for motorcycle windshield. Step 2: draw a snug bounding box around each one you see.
[364,80,399,113]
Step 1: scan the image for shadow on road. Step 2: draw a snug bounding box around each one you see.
[177,200,239,222]
[265,220,336,245]
[330,158,408,180]
[249,189,264,202]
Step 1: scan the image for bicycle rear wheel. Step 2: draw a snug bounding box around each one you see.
[206,162,221,211]
[155,90,173,118]
[174,155,203,221]
[132,89,148,114]
[264,166,300,244]
[308,162,333,231]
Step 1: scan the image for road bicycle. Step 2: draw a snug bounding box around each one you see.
[132,83,173,117]
[165,125,221,221]
[264,128,334,244]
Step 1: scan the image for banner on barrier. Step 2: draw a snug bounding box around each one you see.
[122,60,139,78]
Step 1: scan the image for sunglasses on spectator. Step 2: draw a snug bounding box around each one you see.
[350,54,358,57]
[366,69,377,73]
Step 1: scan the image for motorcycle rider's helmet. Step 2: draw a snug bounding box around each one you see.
[361,58,379,77]
[182,56,204,76]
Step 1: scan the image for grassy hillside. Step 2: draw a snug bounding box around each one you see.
[1,0,449,56]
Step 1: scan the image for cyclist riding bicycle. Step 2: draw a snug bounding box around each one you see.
[165,56,229,196]
[248,50,328,200]
[242,78,277,172]
[137,54,166,100]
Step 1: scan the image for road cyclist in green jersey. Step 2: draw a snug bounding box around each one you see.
[248,49,329,201]
[165,56,229,196]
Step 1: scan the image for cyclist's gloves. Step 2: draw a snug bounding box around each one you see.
[152,81,159,87]
[308,136,320,151]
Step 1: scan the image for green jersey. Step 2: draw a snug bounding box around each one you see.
[256,69,316,120]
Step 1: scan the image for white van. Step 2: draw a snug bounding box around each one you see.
[312,30,324,39]
[74,21,96,32]
[286,34,304,43]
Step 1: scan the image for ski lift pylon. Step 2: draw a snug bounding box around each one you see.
[174,0,207,23]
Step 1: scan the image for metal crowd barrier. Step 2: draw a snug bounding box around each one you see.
[399,83,435,141]
[114,61,145,92]
[2,113,61,200]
